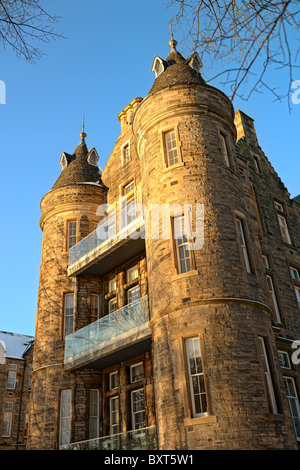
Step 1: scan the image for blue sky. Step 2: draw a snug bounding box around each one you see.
[0,0,299,336]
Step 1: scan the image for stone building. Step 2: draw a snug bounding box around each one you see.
[27,37,300,450]
[0,331,34,450]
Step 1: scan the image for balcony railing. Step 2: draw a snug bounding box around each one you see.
[68,195,144,271]
[64,295,149,365]
[59,425,157,451]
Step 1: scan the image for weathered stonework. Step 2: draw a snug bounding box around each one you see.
[26,43,300,451]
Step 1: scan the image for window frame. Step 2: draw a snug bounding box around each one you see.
[258,336,278,415]
[2,411,12,438]
[164,129,179,167]
[127,264,138,283]
[161,126,183,170]
[108,297,117,314]
[172,212,195,275]
[127,285,140,304]
[219,131,231,168]
[110,396,120,435]
[283,376,300,441]
[109,371,118,390]
[67,220,77,250]
[121,140,131,166]
[185,336,208,418]
[235,216,252,274]
[130,362,144,383]
[59,389,72,447]
[274,201,292,245]
[131,388,146,430]
[7,370,17,390]
[64,293,74,338]
[266,274,282,324]
[89,389,100,439]
[278,350,291,369]
[90,293,100,323]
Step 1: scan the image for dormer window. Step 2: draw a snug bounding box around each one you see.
[87,148,99,167]
[60,152,68,171]
[152,56,166,78]
[186,52,202,72]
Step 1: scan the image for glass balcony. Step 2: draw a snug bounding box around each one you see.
[59,425,157,451]
[64,295,150,369]
[68,195,145,276]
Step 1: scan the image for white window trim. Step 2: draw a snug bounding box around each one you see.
[108,277,117,293]
[7,370,17,390]
[220,132,231,167]
[90,293,100,322]
[258,336,278,414]
[121,140,131,166]
[2,412,12,437]
[67,220,77,250]
[278,350,291,369]
[152,56,166,77]
[127,285,140,304]
[186,336,207,418]
[130,362,144,383]
[89,389,100,439]
[266,274,281,323]
[64,293,74,337]
[236,217,252,274]
[131,388,146,430]
[108,297,117,314]
[109,371,118,390]
[59,389,72,447]
[284,376,300,441]
[290,266,300,281]
[127,264,138,283]
[164,129,179,167]
[295,286,300,305]
[110,396,120,435]
[173,213,193,275]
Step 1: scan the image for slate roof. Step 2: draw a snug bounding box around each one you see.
[294,195,300,205]
[52,135,104,190]
[0,331,34,360]
[149,49,206,95]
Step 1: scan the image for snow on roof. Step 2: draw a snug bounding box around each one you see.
[0,331,34,360]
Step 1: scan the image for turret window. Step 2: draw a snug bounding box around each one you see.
[173,214,191,274]
[235,216,252,274]
[185,337,207,417]
[67,221,77,250]
[220,132,231,167]
[152,56,166,78]
[164,130,178,167]
[258,336,278,414]
[59,389,72,446]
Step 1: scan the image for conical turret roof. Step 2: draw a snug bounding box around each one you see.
[149,44,206,95]
[52,131,103,190]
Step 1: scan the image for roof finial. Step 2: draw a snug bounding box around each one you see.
[80,111,87,142]
[168,18,178,52]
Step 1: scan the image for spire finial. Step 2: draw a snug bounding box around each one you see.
[168,18,178,52]
[80,111,87,141]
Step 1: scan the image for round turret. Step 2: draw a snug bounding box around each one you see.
[132,43,296,450]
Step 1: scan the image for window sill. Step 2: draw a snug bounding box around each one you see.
[162,162,184,173]
[171,270,199,281]
[184,415,217,426]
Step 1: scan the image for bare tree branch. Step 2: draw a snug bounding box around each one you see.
[168,0,300,106]
[0,0,63,63]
